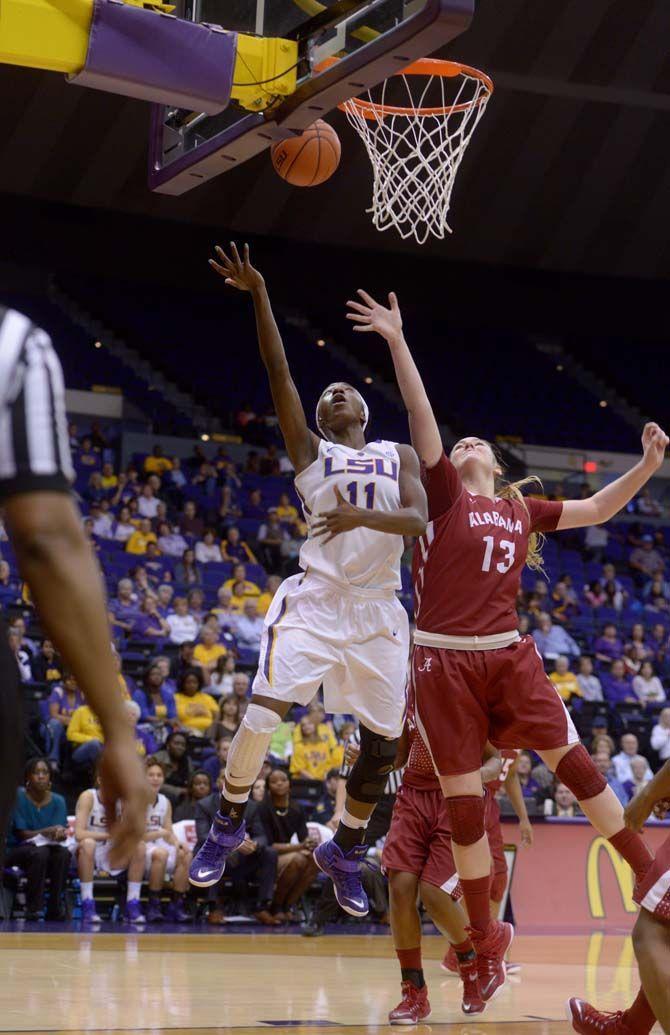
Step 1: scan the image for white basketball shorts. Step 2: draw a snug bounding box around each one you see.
[144,839,178,876]
[253,572,408,738]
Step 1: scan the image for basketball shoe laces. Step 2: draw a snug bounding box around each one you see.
[330,845,372,896]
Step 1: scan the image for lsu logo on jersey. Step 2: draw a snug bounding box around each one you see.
[323,457,399,480]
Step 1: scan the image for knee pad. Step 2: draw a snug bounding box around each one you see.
[243,703,282,735]
[555,743,607,802]
[346,724,398,804]
[445,795,486,847]
[490,870,508,903]
[226,704,281,788]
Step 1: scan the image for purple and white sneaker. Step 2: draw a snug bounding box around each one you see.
[189,812,246,888]
[81,899,101,924]
[122,899,146,924]
[146,898,164,923]
[165,897,191,923]
[313,841,369,917]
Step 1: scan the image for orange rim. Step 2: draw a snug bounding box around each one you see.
[317,56,493,119]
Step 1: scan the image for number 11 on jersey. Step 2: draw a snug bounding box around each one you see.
[347,481,376,509]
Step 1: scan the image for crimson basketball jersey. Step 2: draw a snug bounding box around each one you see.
[413,453,562,636]
[486,747,520,794]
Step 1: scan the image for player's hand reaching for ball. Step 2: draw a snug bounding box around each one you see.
[312,485,367,543]
[346,289,403,345]
[641,422,669,471]
[209,242,265,294]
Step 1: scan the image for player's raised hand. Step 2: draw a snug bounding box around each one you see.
[641,422,669,471]
[209,242,265,293]
[312,485,366,543]
[346,289,403,344]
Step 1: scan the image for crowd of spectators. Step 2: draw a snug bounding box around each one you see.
[3,429,670,927]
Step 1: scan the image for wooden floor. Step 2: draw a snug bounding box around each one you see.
[0,930,660,1034]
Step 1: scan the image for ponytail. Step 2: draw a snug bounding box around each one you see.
[497,474,547,574]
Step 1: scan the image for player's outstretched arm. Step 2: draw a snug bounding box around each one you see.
[4,492,149,866]
[311,444,427,542]
[346,290,442,468]
[210,243,319,474]
[558,422,669,530]
[624,759,670,831]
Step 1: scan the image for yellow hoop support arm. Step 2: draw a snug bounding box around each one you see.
[0,0,297,112]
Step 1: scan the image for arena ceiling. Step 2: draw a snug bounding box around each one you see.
[2,0,670,279]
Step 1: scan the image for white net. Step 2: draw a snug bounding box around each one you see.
[342,63,492,245]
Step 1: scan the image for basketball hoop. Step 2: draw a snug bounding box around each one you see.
[337,59,493,244]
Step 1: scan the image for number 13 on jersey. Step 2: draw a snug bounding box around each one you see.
[481,535,515,574]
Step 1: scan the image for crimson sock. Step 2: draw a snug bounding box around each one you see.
[460,875,492,937]
[396,947,424,988]
[609,828,654,881]
[623,987,656,1034]
[451,937,475,960]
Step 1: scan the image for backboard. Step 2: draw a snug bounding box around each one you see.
[148,0,475,194]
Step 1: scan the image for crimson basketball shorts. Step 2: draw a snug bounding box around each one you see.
[413,635,580,777]
[634,834,670,925]
[485,793,508,903]
[382,784,461,899]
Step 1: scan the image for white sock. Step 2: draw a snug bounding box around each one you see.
[80,882,93,901]
[128,882,142,901]
[341,808,369,830]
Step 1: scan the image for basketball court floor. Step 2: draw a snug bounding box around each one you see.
[0,928,658,1034]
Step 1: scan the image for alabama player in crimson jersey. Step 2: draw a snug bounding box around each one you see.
[346,288,669,1003]
[381,692,502,1021]
[569,760,670,1035]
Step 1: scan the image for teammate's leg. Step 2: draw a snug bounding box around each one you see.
[126,840,146,917]
[387,870,431,1025]
[166,846,191,922]
[539,745,653,880]
[419,880,483,1015]
[146,846,168,921]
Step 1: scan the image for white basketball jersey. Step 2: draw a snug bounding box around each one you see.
[87,789,108,834]
[146,793,169,832]
[295,439,403,591]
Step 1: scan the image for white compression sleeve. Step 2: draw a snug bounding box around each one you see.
[224,704,281,795]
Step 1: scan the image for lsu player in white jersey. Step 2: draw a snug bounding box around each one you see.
[144,759,192,922]
[190,244,427,917]
[74,774,147,925]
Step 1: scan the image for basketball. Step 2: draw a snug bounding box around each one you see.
[271,119,341,187]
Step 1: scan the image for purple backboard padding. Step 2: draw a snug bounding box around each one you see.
[149,0,475,194]
[68,0,236,115]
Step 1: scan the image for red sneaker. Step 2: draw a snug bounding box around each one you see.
[440,946,459,975]
[468,920,514,1001]
[457,955,486,1015]
[568,998,634,1034]
[388,982,432,1025]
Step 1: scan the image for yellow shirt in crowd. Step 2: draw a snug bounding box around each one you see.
[193,643,227,668]
[126,529,158,554]
[550,670,583,701]
[223,578,260,599]
[67,706,105,744]
[257,591,274,616]
[290,739,344,780]
[174,691,219,733]
[144,456,173,474]
[276,503,298,526]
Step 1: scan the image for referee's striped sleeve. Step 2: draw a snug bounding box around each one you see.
[0,307,74,499]
[338,727,403,794]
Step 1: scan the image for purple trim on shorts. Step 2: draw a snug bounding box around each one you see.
[263,595,288,683]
